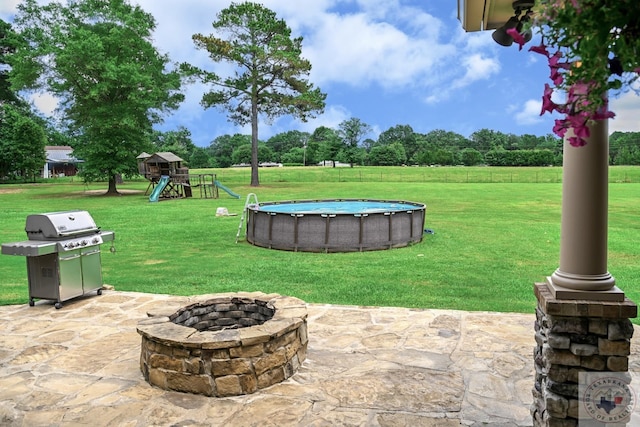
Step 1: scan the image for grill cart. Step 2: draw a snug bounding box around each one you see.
[2,210,115,309]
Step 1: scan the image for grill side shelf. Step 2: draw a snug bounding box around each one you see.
[99,231,115,242]
[2,241,58,257]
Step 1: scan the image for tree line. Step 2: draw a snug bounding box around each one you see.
[150,124,640,169]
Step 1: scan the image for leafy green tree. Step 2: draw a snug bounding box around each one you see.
[44,124,76,148]
[0,103,46,181]
[208,134,251,167]
[152,127,196,161]
[412,130,467,164]
[519,134,540,150]
[304,139,321,166]
[419,129,468,150]
[231,144,252,165]
[361,138,376,153]
[433,148,456,166]
[485,146,507,166]
[184,2,326,186]
[469,129,507,153]
[265,130,310,162]
[535,134,562,155]
[280,147,304,164]
[459,148,484,166]
[10,0,183,194]
[0,20,23,105]
[231,143,275,165]
[368,142,406,166]
[189,147,212,168]
[615,146,640,166]
[377,125,419,160]
[529,149,556,166]
[610,131,640,165]
[311,126,342,166]
[338,118,371,167]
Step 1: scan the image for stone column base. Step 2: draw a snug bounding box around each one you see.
[547,276,624,302]
[532,282,637,426]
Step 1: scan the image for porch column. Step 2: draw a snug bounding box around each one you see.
[547,118,621,299]
[533,118,637,426]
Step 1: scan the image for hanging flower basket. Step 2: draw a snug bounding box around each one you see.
[512,1,640,146]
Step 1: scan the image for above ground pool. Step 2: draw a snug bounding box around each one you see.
[245,199,426,252]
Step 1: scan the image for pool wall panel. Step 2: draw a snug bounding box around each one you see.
[245,199,426,252]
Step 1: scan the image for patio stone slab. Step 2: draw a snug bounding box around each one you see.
[0,290,639,426]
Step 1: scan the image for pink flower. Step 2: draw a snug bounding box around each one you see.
[568,136,587,147]
[569,0,582,13]
[506,28,525,51]
[593,109,615,120]
[553,119,569,138]
[541,84,557,115]
[572,121,590,138]
[548,52,570,85]
[529,43,549,57]
[550,69,563,85]
[548,52,568,69]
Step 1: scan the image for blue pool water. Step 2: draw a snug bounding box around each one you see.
[257,200,422,215]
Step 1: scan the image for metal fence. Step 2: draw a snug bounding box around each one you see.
[204,166,640,185]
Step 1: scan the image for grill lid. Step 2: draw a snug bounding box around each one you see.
[25,210,99,240]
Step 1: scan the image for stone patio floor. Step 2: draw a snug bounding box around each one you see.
[1,290,639,426]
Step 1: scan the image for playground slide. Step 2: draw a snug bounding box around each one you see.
[214,180,240,199]
[149,175,170,202]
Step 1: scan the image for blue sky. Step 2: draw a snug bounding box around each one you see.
[2,0,639,147]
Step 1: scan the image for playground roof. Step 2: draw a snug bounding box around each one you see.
[145,152,184,163]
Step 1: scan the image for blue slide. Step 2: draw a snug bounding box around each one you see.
[149,176,170,202]
[214,180,240,199]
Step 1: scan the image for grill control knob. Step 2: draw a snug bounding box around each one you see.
[81,240,88,246]
[92,238,99,244]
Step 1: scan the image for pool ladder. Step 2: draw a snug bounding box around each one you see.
[236,193,259,243]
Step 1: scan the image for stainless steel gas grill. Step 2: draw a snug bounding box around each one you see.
[2,210,115,309]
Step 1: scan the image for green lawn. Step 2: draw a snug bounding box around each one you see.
[1,166,638,319]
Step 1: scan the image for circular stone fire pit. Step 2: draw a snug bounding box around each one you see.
[137,292,308,397]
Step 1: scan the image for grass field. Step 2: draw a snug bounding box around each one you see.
[1,166,638,319]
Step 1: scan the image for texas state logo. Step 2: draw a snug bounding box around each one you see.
[580,373,636,424]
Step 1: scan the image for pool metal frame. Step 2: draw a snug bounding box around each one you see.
[245,199,426,252]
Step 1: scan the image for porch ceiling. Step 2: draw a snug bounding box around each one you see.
[458,0,515,32]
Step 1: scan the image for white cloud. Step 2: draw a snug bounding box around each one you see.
[302,12,454,89]
[259,104,351,139]
[452,53,500,90]
[130,0,458,122]
[0,0,19,15]
[132,0,221,64]
[299,104,351,132]
[514,99,543,125]
[29,92,58,116]
[457,28,494,51]
[428,52,500,104]
[610,91,640,133]
[167,81,208,124]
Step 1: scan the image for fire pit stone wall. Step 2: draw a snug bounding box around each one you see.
[137,292,308,397]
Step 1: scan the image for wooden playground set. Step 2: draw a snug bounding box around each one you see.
[137,152,240,201]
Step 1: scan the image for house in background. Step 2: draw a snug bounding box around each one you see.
[43,146,82,178]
